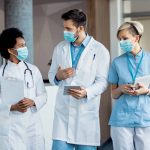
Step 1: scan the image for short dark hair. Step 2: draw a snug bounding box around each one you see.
[61,9,87,28]
[0,28,24,59]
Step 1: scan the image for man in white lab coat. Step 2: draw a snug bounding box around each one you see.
[48,9,110,150]
[0,28,47,150]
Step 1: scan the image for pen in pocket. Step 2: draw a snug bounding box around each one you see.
[93,54,96,60]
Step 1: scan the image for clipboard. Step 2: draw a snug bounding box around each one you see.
[0,77,24,105]
[135,75,150,88]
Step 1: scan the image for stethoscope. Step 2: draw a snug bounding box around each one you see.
[2,61,34,88]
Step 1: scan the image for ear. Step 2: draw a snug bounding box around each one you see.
[135,35,140,43]
[8,48,12,54]
[78,26,84,31]
[8,48,15,55]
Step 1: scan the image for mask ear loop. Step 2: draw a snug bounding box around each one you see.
[8,48,18,58]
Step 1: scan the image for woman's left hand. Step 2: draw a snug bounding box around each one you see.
[133,83,149,95]
[18,98,35,109]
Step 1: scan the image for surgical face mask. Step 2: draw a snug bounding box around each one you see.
[63,31,78,42]
[120,39,134,53]
[14,46,28,61]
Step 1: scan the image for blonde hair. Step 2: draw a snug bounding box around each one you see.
[117,21,144,39]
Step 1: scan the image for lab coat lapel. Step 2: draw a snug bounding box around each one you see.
[76,37,94,71]
[62,42,72,68]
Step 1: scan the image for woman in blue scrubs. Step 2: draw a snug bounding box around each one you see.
[108,21,150,150]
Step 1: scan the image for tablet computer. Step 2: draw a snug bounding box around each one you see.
[63,86,81,95]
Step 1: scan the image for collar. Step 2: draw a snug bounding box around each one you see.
[126,49,143,58]
[7,60,24,67]
[71,34,91,48]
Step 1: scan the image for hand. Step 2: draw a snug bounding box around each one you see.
[118,84,135,95]
[10,98,35,113]
[18,98,35,109]
[68,88,87,99]
[133,83,149,95]
[10,102,27,113]
[56,66,74,80]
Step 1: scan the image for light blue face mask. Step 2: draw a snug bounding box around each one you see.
[120,39,134,53]
[14,47,29,61]
[63,31,77,43]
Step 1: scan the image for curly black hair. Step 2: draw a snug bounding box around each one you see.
[0,28,24,59]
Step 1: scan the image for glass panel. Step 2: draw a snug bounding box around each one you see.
[123,0,150,13]
[123,0,150,52]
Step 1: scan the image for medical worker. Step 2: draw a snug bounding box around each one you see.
[0,28,47,150]
[48,9,110,150]
[108,21,150,150]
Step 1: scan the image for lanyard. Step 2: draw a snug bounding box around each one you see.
[126,52,143,84]
[70,44,84,69]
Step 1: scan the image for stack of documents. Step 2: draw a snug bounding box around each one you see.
[135,75,150,88]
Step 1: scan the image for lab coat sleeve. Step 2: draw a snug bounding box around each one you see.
[85,47,110,101]
[32,67,47,111]
[48,46,61,85]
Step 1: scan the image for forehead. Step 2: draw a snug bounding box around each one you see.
[63,19,76,27]
[15,37,25,45]
[118,29,132,38]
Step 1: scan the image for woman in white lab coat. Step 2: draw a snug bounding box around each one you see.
[0,28,47,150]
[48,9,110,150]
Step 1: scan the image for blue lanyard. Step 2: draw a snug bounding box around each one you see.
[126,52,143,84]
[70,44,84,69]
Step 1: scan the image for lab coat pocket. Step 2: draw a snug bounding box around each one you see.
[0,111,10,136]
[83,57,94,72]
[0,120,10,136]
[0,135,10,150]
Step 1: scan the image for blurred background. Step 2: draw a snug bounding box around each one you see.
[0,0,150,149]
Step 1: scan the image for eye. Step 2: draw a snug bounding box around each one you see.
[123,37,128,40]
[119,37,129,41]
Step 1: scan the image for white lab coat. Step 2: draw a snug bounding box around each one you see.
[48,37,110,146]
[0,60,47,150]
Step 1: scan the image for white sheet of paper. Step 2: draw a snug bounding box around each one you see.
[1,77,24,105]
[135,75,150,88]
[63,85,81,95]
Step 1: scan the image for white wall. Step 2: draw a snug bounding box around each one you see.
[40,86,58,150]
[139,19,150,52]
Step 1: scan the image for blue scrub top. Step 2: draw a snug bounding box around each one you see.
[108,50,150,127]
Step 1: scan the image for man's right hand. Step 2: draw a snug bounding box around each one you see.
[56,66,74,80]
